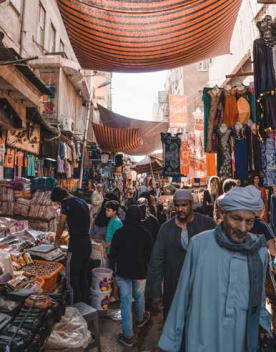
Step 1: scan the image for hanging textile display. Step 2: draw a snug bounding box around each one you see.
[202,83,263,183]
[57,0,242,72]
[161,133,181,177]
[254,15,276,140]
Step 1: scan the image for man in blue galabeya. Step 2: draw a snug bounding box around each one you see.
[155,185,272,352]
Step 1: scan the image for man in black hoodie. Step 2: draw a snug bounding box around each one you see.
[110,205,153,348]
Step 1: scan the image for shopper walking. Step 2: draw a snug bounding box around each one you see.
[138,197,160,243]
[91,184,104,219]
[110,205,153,347]
[104,200,123,257]
[202,176,222,217]
[156,186,271,352]
[146,189,216,319]
[51,187,91,304]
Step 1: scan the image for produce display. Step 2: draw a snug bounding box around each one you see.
[23,262,60,277]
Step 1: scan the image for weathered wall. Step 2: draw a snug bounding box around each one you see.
[0,0,77,60]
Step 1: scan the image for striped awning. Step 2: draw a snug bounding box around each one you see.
[92,123,142,152]
[57,0,242,72]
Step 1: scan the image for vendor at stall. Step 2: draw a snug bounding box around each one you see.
[51,187,91,304]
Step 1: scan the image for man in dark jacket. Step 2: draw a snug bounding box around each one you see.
[146,189,216,319]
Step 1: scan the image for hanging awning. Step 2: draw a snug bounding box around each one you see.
[97,104,168,155]
[57,0,242,72]
[133,155,163,174]
[92,123,142,153]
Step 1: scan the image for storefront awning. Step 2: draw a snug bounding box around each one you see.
[97,104,168,155]
[92,123,142,153]
[57,0,242,72]
[133,155,163,175]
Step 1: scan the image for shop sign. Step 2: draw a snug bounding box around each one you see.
[7,124,40,155]
[158,91,169,104]
[169,95,188,128]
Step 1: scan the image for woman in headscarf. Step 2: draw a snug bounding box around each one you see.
[138,197,160,243]
[202,176,222,218]
[110,205,153,348]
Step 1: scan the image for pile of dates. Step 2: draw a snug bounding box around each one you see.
[23,262,60,277]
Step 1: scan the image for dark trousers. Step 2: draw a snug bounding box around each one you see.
[67,240,91,304]
[266,270,276,331]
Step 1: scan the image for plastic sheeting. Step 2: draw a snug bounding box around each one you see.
[98,104,168,155]
[57,0,242,72]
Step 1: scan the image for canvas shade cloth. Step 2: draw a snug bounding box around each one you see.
[92,123,142,153]
[97,104,169,155]
[133,155,163,174]
[57,0,242,72]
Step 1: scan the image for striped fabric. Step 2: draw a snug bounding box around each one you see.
[92,123,142,152]
[57,0,242,72]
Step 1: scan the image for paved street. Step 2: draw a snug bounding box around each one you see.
[92,303,163,352]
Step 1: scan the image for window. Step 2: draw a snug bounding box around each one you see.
[10,0,21,13]
[49,23,56,53]
[36,3,46,47]
[197,60,209,72]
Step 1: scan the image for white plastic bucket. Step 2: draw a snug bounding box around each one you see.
[92,267,113,292]
[91,288,111,310]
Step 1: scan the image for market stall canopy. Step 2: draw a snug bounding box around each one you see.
[98,104,168,155]
[133,155,163,174]
[57,0,242,72]
[92,123,142,153]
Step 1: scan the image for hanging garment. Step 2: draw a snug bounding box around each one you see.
[4,148,15,169]
[237,97,251,125]
[248,88,257,123]
[161,133,181,177]
[248,128,263,173]
[233,129,249,181]
[206,89,223,153]
[60,142,65,159]
[205,153,216,177]
[223,88,239,127]
[180,140,190,176]
[202,87,212,152]
[0,139,5,179]
[27,155,35,177]
[254,38,276,136]
[271,195,276,233]
[216,127,232,179]
[261,134,276,187]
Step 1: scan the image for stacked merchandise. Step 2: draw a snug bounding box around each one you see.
[0,182,14,216]
[28,191,57,232]
[0,293,64,352]
[14,198,30,217]
[8,178,32,200]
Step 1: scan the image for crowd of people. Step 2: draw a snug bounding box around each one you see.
[50,174,276,351]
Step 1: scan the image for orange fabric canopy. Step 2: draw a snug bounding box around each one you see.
[92,123,142,152]
[57,0,242,72]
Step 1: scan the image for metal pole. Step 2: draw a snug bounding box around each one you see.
[79,98,92,188]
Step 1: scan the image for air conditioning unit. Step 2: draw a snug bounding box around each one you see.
[62,118,74,133]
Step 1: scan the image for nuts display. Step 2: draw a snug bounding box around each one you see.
[23,262,60,277]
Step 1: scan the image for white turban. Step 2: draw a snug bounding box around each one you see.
[217,185,264,214]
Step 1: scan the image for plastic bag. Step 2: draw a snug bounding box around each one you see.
[45,307,91,350]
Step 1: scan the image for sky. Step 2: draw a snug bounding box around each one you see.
[111,70,168,120]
